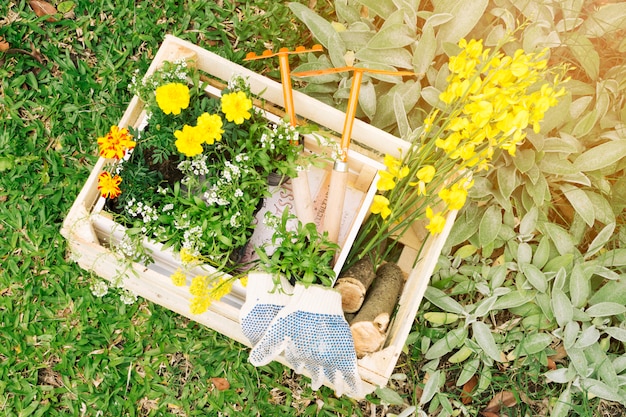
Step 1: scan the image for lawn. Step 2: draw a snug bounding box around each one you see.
[2,1,626,416]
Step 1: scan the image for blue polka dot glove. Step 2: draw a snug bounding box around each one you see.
[239,272,294,347]
[248,283,363,398]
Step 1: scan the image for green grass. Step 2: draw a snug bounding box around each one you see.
[0,1,370,415]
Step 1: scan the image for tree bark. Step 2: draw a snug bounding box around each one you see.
[335,257,376,313]
[350,262,404,357]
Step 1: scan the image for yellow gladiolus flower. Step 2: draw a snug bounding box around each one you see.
[371,195,392,219]
[425,206,446,234]
[221,91,252,124]
[155,83,190,115]
[174,125,204,157]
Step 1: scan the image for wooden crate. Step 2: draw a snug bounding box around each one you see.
[61,35,456,397]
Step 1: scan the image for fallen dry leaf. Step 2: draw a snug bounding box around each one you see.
[0,37,9,52]
[482,390,517,415]
[481,412,499,417]
[461,375,478,405]
[30,0,58,22]
[211,377,230,391]
[547,357,557,370]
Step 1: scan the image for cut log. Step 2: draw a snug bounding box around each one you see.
[335,257,376,313]
[350,262,404,357]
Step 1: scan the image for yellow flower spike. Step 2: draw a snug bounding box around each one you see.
[209,278,233,301]
[189,275,209,297]
[426,206,446,234]
[190,294,211,315]
[438,183,469,211]
[221,91,253,124]
[170,269,187,287]
[180,248,199,264]
[377,170,396,191]
[371,195,392,219]
[155,83,190,115]
[196,113,224,144]
[416,165,436,183]
[174,125,204,157]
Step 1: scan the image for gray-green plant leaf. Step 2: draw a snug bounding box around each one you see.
[552,288,574,327]
[574,325,600,349]
[479,206,501,248]
[585,223,615,259]
[367,24,415,49]
[493,290,536,310]
[550,385,572,417]
[413,22,436,74]
[585,302,626,317]
[434,0,489,53]
[419,370,442,406]
[564,33,599,80]
[545,367,576,384]
[516,332,553,356]
[573,140,626,172]
[375,386,405,405]
[288,3,337,49]
[425,286,466,315]
[559,184,595,227]
[519,262,548,293]
[579,2,626,37]
[570,263,591,308]
[472,321,502,362]
[543,223,576,256]
[355,0,396,19]
[606,327,626,343]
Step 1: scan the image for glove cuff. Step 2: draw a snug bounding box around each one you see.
[291,283,343,315]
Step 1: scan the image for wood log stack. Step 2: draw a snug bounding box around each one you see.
[335,259,405,357]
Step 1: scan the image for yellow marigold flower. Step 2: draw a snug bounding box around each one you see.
[425,206,446,234]
[97,125,135,160]
[189,275,208,297]
[196,113,224,144]
[174,125,204,157]
[155,83,190,115]
[439,183,468,211]
[170,269,186,286]
[190,294,211,314]
[97,172,122,199]
[221,91,252,124]
[371,195,391,219]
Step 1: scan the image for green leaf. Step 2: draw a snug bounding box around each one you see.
[355,47,414,68]
[585,302,626,317]
[573,140,626,172]
[579,3,626,37]
[375,386,404,405]
[550,386,572,417]
[424,286,465,315]
[532,237,551,269]
[288,3,337,49]
[569,263,591,308]
[354,0,396,19]
[367,24,416,49]
[493,290,536,310]
[412,22,437,74]
[564,33,600,80]
[359,80,377,120]
[519,262,548,293]
[479,206,501,248]
[574,325,600,349]
[585,223,615,259]
[434,0,489,52]
[543,223,576,255]
[57,1,75,13]
[580,378,624,403]
[516,333,553,356]
[559,184,595,227]
[473,295,498,318]
[472,321,502,362]
[425,327,467,360]
[537,153,579,175]
[571,108,597,138]
[497,164,518,201]
[552,288,574,328]
[393,92,409,139]
[0,156,15,172]
[456,357,480,386]
[605,327,626,342]
[419,370,442,405]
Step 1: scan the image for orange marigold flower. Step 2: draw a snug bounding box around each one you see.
[97,125,135,160]
[97,171,122,199]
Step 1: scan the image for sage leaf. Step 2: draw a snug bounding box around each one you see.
[479,206,501,248]
[434,0,488,52]
[419,370,442,405]
[517,333,553,356]
[550,386,572,417]
[545,367,575,384]
[425,327,467,360]
[519,262,548,293]
[493,290,535,310]
[580,378,623,403]
[585,223,615,259]
[354,0,396,19]
[552,288,573,328]
[606,327,626,342]
[288,3,337,49]
[375,386,404,405]
[570,263,591,308]
[574,325,600,349]
[424,286,465,314]
[472,321,502,362]
[559,184,595,227]
[585,302,626,317]
[473,295,498,318]
[413,23,436,74]
[543,223,576,256]
[564,33,599,80]
[456,357,480,386]
[573,140,626,172]
[367,24,415,49]
[579,3,626,37]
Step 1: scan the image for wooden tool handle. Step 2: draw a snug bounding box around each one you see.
[290,170,315,225]
[323,163,348,243]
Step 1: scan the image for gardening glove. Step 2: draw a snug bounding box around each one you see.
[239,272,294,347]
[249,283,362,398]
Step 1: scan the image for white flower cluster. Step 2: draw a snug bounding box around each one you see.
[204,184,230,206]
[230,212,241,227]
[182,225,204,257]
[261,119,300,151]
[90,280,108,297]
[178,154,210,178]
[203,154,254,206]
[125,198,159,224]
